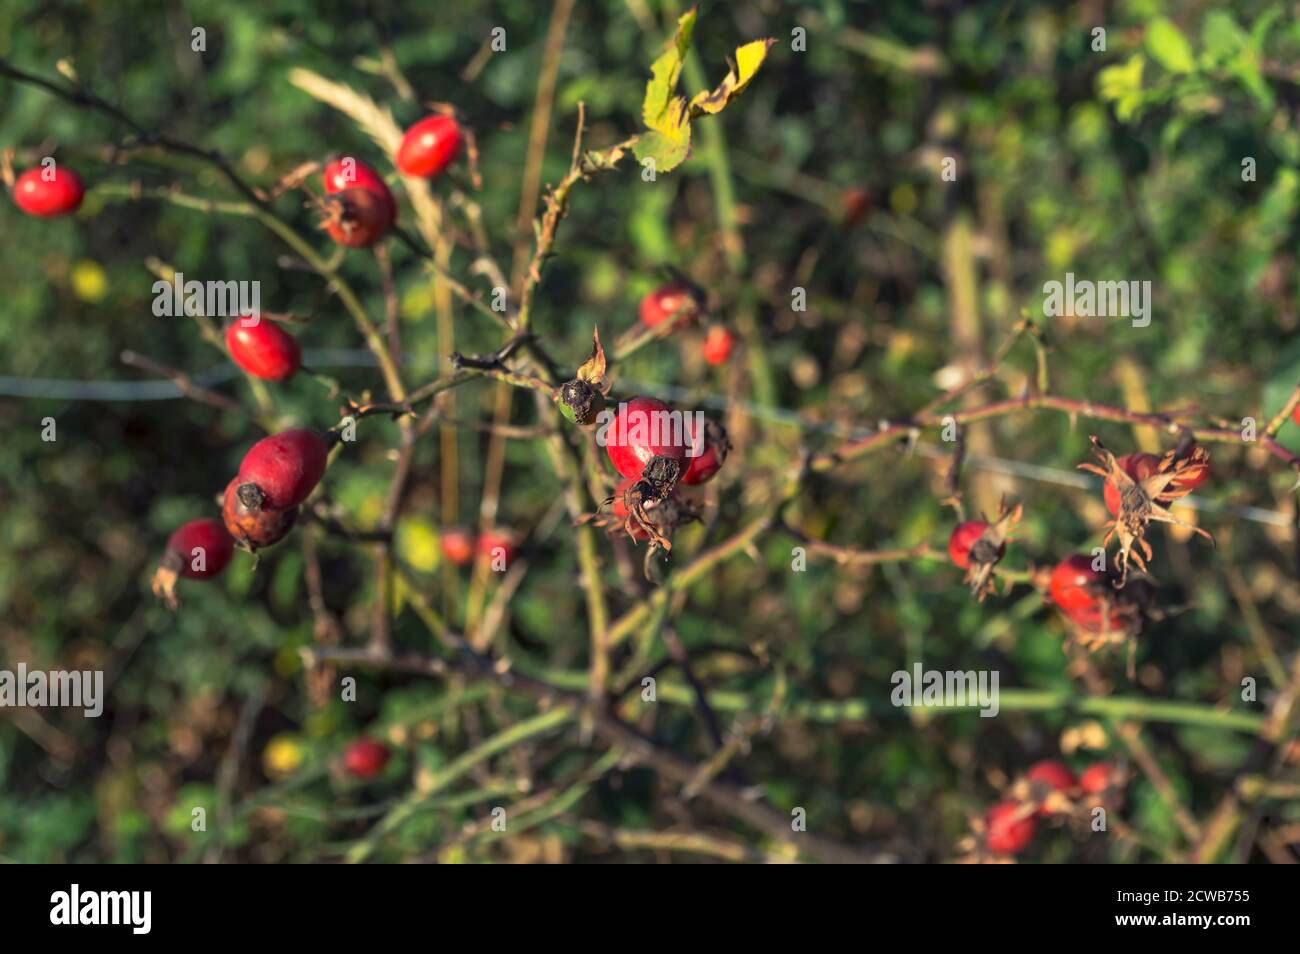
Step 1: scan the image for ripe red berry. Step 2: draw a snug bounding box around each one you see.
[947,520,997,570]
[604,397,688,481]
[166,518,234,580]
[222,478,299,550]
[322,187,395,248]
[985,800,1036,855]
[343,737,391,779]
[477,528,517,566]
[1294,405,1300,427]
[681,417,730,485]
[702,325,735,366]
[224,316,302,381]
[441,528,475,567]
[322,157,397,224]
[1026,759,1077,793]
[1048,554,1106,616]
[236,429,330,511]
[1080,762,1116,794]
[1102,452,1161,516]
[639,282,698,328]
[13,166,85,217]
[395,114,463,178]
[840,186,871,227]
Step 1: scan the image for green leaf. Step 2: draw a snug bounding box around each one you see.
[1097,55,1146,122]
[634,125,692,173]
[641,7,696,133]
[1146,17,1196,74]
[634,8,771,173]
[689,38,776,116]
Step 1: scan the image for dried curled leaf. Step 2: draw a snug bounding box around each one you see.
[575,325,608,391]
[689,39,776,116]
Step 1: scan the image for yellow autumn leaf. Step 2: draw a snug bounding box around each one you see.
[689,38,776,116]
[397,517,441,573]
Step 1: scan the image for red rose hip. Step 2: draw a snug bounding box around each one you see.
[236,428,330,511]
[440,528,475,567]
[477,528,517,566]
[151,517,235,609]
[225,316,302,381]
[322,157,396,224]
[604,397,688,481]
[985,800,1036,855]
[167,518,234,580]
[681,416,731,485]
[702,325,735,366]
[1049,555,1106,616]
[639,282,698,328]
[1026,760,1077,798]
[13,166,85,217]
[947,521,996,570]
[222,478,299,550]
[1080,762,1116,794]
[322,187,394,248]
[395,114,463,179]
[343,737,391,779]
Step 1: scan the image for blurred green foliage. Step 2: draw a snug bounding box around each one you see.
[1,0,1299,863]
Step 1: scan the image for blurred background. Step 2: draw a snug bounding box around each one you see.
[2,0,1299,863]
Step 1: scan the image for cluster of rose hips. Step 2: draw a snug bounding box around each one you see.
[638,280,735,366]
[153,428,332,607]
[8,110,462,230]
[136,113,469,604]
[947,438,1214,651]
[981,759,1124,857]
[590,396,730,557]
[317,112,462,248]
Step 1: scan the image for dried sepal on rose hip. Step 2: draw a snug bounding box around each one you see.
[946,499,1022,602]
[1078,436,1213,585]
[580,477,701,544]
[1046,553,1147,661]
[608,455,685,552]
[1015,760,1079,817]
[318,181,395,248]
[558,326,611,426]
[151,518,235,610]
